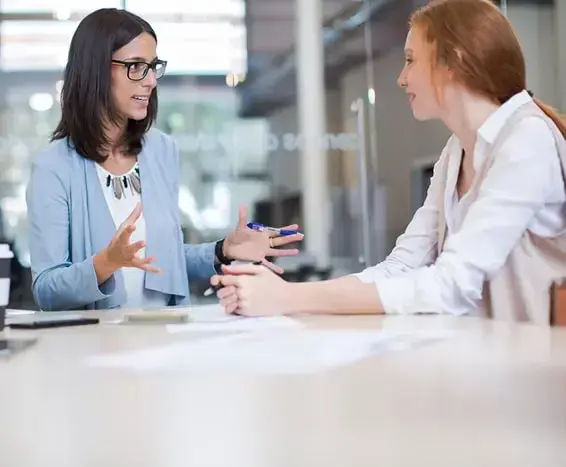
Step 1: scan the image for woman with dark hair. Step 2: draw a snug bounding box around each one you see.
[212,0,566,324]
[26,8,303,311]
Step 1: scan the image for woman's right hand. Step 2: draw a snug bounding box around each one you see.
[93,202,161,285]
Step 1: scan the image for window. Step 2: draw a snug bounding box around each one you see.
[0,1,122,70]
[127,0,247,75]
[125,0,245,17]
[151,21,246,75]
[0,1,121,14]
[0,1,247,74]
[0,21,77,70]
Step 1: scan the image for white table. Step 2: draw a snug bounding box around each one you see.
[1,311,566,467]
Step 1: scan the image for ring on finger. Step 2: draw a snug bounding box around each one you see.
[269,238,274,248]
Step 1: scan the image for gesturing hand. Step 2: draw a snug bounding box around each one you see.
[94,202,160,285]
[222,205,304,274]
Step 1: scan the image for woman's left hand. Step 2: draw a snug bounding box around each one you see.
[222,205,304,274]
[211,263,293,316]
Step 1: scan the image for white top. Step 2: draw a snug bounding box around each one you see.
[354,90,566,315]
[95,163,169,309]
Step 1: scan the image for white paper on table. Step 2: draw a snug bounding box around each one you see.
[166,304,302,333]
[86,329,452,374]
[167,316,302,334]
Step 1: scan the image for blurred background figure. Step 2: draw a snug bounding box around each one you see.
[0,0,564,309]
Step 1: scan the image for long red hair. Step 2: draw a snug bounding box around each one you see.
[410,0,566,137]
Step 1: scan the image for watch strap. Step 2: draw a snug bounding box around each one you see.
[215,239,232,265]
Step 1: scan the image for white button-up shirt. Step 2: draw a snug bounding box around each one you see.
[354,90,566,315]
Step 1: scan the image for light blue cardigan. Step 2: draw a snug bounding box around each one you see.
[26,128,217,311]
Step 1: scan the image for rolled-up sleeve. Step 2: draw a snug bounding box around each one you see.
[358,118,559,315]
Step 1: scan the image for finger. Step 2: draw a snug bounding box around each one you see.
[268,248,300,257]
[220,264,263,276]
[217,285,237,299]
[132,256,161,273]
[116,206,141,238]
[261,259,284,275]
[235,301,251,316]
[125,202,143,226]
[225,302,239,314]
[210,275,221,287]
[130,255,157,267]
[267,224,300,237]
[269,233,304,247]
[220,294,238,309]
[126,240,146,256]
[140,264,162,274]
[215,274,242,287]
[116,224,136,245]
[237,204,248,229]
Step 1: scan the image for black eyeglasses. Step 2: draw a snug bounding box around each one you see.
[111,59,167,81]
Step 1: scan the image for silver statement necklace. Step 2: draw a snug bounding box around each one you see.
[104,164,141,200]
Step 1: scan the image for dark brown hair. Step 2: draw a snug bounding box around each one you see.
[52,8,159,162]
[410,0,566,136]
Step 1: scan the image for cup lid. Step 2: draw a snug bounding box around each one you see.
[0,244,14,259]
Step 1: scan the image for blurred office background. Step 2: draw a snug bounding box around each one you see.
[0,0,564,308]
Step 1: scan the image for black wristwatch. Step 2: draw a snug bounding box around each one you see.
[215,239,232,265]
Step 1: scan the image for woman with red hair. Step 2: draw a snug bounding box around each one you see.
[212,0,566,324]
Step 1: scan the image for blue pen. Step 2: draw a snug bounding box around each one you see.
[247,221,299,236]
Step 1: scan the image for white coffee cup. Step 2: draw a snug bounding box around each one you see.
[0,244,14,331]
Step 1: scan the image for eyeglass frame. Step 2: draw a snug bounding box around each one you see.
[111,58,168,81]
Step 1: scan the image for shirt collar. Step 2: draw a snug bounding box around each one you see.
[452,90,532,172]
[477,89,533,144]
